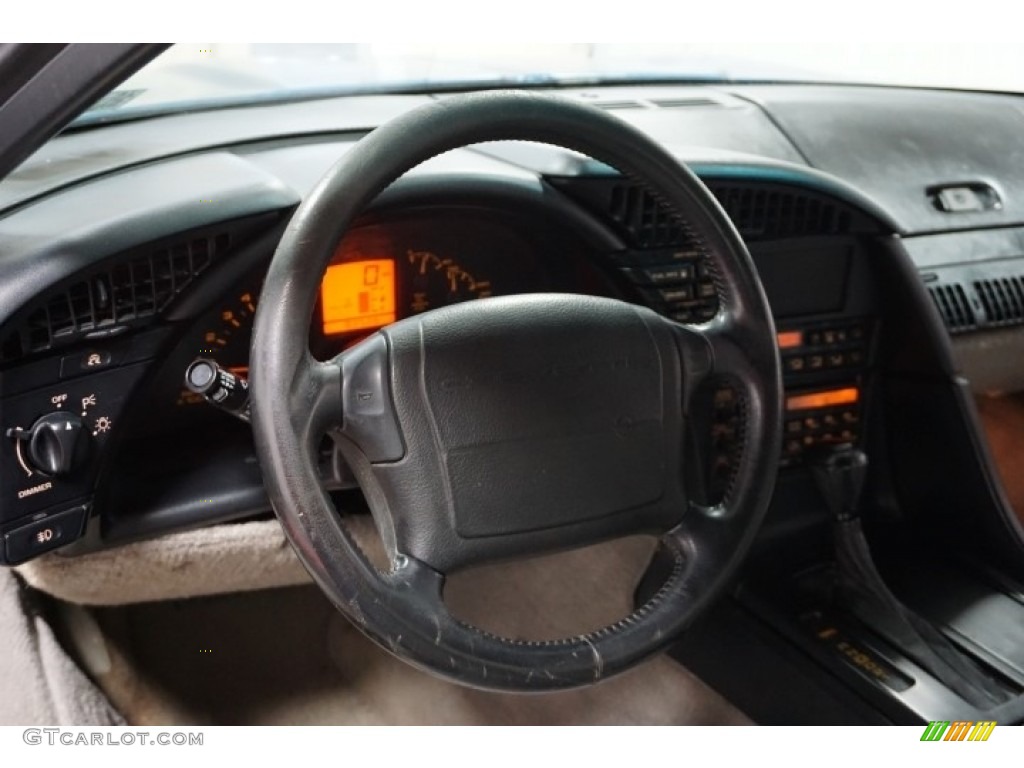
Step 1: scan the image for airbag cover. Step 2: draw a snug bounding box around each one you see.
[384,294,675,541]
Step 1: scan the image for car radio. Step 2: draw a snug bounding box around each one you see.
[775,318,874,465]
[782,385,861,463]
[695,316,874,504]
[778,321,869,377]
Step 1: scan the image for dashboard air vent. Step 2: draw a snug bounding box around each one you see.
[974,277,1024,325]
[649,96,722,109]
[928,283,977,332]
[591,99,646,111]
[608,184,687,248]
[708,185,853,239]
[600,181,855,246]
[3,232,231,362]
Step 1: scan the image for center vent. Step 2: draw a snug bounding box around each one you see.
[549,177,864,249]
[608,184,687,247]
[614,183,856,243]
[710,185,853,239]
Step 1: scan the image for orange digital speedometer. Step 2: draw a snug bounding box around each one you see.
[320,258,397,335]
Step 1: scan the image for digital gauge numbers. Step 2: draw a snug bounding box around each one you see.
[320,259,397,334]
[318,251,493,337]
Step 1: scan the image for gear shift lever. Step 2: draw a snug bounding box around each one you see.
[811,445,868,522]
[811,446,1006,707]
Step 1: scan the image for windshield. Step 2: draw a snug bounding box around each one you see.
[78,42,1024,125]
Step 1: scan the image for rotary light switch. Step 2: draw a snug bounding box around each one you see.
[7,412,92,477]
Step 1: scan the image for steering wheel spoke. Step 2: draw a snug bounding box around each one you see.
[329,334,406,464]
[290,356,342,436]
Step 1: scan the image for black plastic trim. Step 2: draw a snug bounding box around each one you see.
[0,152,299,333]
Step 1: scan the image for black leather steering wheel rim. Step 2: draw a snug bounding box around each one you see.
[250,90,782,691]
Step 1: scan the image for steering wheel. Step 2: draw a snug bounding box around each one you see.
[249,91,782,691]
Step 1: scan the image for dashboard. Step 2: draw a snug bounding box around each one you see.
[1,82,1023,574]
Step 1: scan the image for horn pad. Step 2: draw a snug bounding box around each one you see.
[381,294,685,551]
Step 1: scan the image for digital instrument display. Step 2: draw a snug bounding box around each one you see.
[320,258,397,335]
[786,387,859,411]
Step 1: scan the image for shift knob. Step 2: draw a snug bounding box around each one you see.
[810,446,868,521]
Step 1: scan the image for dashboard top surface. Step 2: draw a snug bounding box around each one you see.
[2,82,1022,241]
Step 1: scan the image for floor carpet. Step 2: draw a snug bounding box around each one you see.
[80,528,751,725]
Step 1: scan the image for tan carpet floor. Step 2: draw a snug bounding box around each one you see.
[77,529,751,725]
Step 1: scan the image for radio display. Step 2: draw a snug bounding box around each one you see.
[786,387,859,411]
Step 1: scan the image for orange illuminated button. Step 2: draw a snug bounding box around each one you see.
[786,387,859,412]
[777,330,803,349]
[321,259,396,335]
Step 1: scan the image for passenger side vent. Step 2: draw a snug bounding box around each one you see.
[974,277,1024,326]
[927,283,977,332]
[2,232,231,362]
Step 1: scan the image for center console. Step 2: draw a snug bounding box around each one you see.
[776,320,871,465]
[672,542,1024,725]
[662,232,1024,726]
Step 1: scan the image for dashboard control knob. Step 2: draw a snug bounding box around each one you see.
[8,412,91,477]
